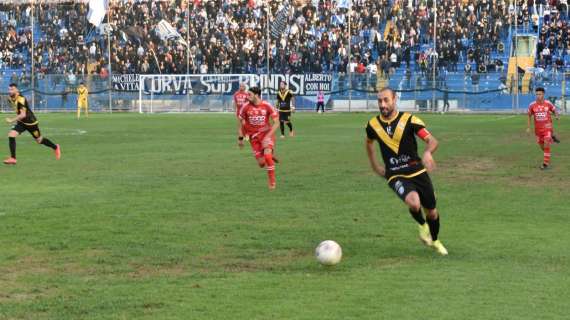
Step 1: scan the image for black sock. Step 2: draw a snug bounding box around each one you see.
[287,122,293,131]
[9,137,16,158]
[41,138,57,150]
[426,216,440,241]
[280,121,285,135]
[409,208,426,225]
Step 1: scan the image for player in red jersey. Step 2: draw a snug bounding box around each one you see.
[527,87,560,169]
[238,87,280,189]
[234,82,249,146]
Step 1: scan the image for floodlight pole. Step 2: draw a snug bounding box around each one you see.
[432,0,437,112]
[186,3,190,111]
[107,0,113,113]
[348,0,352,112]
[266,1,271,99]
[186,5,190,75]
[514,0,519,113]
[31,0,35,111]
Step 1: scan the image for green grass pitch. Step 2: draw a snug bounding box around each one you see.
[0,112,568,319]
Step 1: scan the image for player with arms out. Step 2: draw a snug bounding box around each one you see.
[239,87,280,189]
[527,87,560,170]
[234,82,249,146]
[77,81,89,119]
[4,83,61,165]
[365,87,448,255]
[276,81,295,138]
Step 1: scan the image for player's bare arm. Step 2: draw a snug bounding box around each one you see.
[421,134,438,173]
[235,102,244,139]
[237,116,246,149]
[237,117,244,148]
[365,138,386,177]
[6,107,26,123]
[266,115,280,139]
[526,114,532,133]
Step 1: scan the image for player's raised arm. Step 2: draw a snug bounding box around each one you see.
[365,137,386,177]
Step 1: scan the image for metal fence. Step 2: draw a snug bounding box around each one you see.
[0,72,568,114]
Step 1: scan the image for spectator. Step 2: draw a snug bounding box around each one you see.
[0,0,529,76]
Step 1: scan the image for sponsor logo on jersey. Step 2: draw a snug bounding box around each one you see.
[394,180,405,195]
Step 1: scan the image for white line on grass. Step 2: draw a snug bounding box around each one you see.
[42,128,87,136]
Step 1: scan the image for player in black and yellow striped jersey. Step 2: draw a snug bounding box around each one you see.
[276,81,295,138]
[365,87,448,255]
[4,83,61,165]
[77,81,89,119]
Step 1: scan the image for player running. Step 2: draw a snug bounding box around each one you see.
[239,87,280,189]
[77,81,89,119]
[234,82,249,146]
[4,83,61,165]
[276,81,295,138]
[365,87,448,255]
[527,87,560,169]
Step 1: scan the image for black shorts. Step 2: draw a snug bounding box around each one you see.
[279,111,291,122]
[12,122,41,139]
[387,172,437,210]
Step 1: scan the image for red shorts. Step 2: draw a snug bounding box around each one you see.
[536,130,553,145]
[249,132,275,159]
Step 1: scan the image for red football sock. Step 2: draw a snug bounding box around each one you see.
[264,153,275,186]
[543,146,551,165]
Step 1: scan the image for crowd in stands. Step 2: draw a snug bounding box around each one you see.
[0,4,31,71]
[535,0,570,72]
[0,0,568,80]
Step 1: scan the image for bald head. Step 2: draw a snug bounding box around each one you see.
[377,87,398,118]
[378,87,396,98]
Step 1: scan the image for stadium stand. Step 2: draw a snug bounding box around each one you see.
[0,0,534,75]
[0,0,568,112]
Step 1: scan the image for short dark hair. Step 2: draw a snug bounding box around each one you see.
[9,83,18,88]
[249,86,261,96]
[535,87,545,93]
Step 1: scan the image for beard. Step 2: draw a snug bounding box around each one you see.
[380,107,393,117]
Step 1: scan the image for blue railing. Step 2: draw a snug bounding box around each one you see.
[0,72,567,113]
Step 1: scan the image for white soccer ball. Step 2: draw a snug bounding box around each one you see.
[315,240,342,266]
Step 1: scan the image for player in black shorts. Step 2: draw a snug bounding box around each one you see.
[4,83,61,165]
[365,87,448,255]
[276,81,295,138]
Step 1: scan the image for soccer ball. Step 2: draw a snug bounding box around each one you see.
[315,240,342,266]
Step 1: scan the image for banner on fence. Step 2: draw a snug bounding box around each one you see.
[112,74,140,91]
[137,74,333,96]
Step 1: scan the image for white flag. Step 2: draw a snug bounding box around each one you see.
[336,0,350,9]
[87,0,108,27]
[156,20,188,46]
